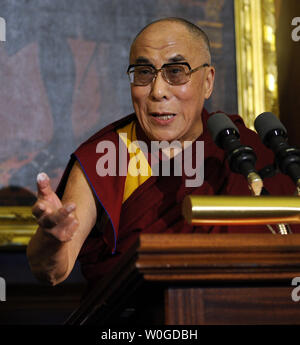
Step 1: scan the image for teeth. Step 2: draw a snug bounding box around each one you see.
[156,114,175,120]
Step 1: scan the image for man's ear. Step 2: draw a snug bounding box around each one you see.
[204,66,215,99]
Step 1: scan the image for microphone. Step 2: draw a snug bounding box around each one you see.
[207,113,290,234]
[207,113,264,196]
[254,112,300,186]
[207,113,257,176]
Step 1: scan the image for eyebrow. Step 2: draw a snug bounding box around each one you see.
[134,56,151,64]
[168,54,186,63]
[134,54,187,65]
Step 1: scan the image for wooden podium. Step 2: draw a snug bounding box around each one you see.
[65,234,300,325]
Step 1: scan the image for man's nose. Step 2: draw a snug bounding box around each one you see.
[149,70,170,100]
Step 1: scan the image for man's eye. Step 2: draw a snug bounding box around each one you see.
[168,67,184,74]
[136,68,152,75]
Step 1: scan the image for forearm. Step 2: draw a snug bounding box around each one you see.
[26,227,71,285]
[28,162,97,285]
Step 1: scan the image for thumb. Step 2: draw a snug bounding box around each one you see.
[37,172,53,198]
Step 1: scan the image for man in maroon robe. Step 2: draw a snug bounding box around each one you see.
[27,18,299,290]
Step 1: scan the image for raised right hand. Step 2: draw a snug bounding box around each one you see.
[32,172,79,242]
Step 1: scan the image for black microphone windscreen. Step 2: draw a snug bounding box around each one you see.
[254,112,287,143]
[207,113,239,143]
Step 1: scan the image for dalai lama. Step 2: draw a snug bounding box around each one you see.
[27,17,298,290]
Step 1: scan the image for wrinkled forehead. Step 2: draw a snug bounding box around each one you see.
[130,22,207,64]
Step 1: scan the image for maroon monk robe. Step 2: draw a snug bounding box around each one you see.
[56,108,299,289]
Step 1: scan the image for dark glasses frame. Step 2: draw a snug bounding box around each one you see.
[127,62,210,86]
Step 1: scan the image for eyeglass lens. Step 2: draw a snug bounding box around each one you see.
[130,64,190,85]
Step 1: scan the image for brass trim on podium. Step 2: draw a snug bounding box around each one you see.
[182,195,300,225]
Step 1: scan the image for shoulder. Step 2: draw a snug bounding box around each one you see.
[73,113,137,162]
[76,113,137,151]
[57,114,136,197]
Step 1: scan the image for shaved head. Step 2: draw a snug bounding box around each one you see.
[130,17,211,63]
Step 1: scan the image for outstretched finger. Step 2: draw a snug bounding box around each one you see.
[37,172,53,199]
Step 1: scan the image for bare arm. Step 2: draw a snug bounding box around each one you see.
[27,161,97,285]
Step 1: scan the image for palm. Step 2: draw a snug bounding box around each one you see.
[42,189,63,214]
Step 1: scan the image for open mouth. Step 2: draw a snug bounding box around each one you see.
[150,113,176,120]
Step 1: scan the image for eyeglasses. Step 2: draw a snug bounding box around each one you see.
[127,62,210,86]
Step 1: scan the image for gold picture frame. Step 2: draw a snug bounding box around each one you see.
[0,206,37,247]
[234,0,279,129]
[0,0,279,247]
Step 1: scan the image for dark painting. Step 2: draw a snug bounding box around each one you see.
[0,0,237,205]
